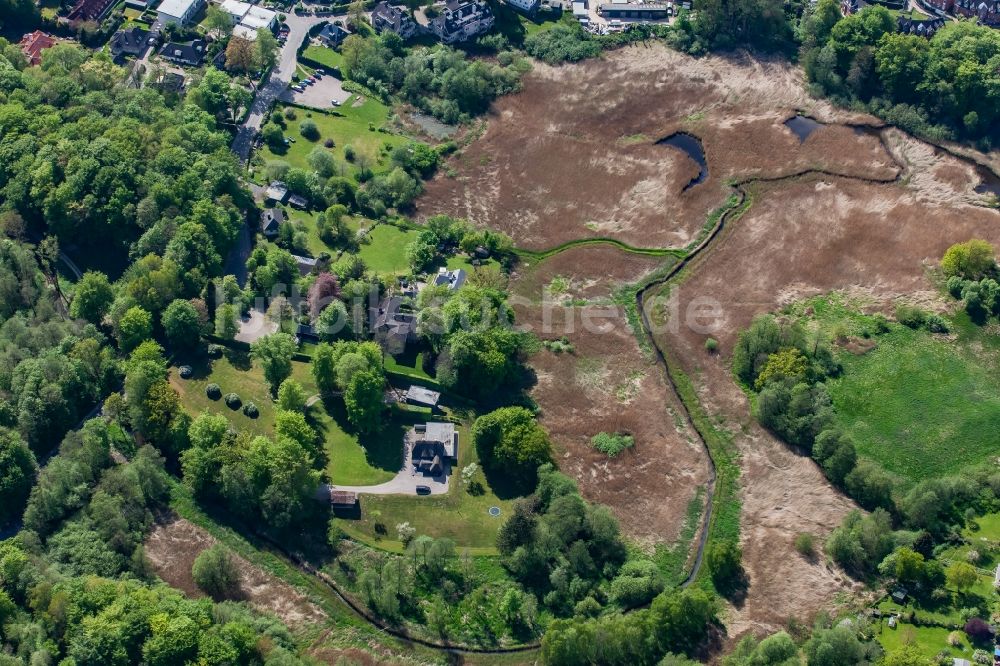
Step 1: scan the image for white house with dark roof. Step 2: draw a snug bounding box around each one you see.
[371,2,421,39]
[433,266,466,290]
[428,0,494,43]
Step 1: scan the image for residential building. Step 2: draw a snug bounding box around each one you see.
[896,15,945,36]
[259,208,284,237]
[19,31,57,67]
[233,24,260,41]
[151,71,186,94]
[265,181,289,203]
[318,22,351,47]
[955,0,1000,23]
[428,0,495,43]
[433,266,466,291]
[371,296,418,356]
[110,27,153,60]
[294,254,318,276]
[157,0,205,27]
[506,0,541,14]
[68,0,116,22]
[242,5,278,30]
[411,422,458,476]
[158,39,207,66]
[220,0,253,21]
[598,1,669,20]
[371,2,421,39]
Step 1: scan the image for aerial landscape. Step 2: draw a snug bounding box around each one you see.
[2,0,1000,662]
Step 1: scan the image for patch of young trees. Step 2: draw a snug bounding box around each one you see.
[181,411,320,531]
[943,240,1000,324]
[341,33,524,124]
[406,214,515,273]
[311,340,385,433]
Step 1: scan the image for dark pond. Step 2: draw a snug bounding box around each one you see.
[657,132,707,191]
[785,115,823,143]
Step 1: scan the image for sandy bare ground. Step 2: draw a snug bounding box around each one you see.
[144,517,327,630]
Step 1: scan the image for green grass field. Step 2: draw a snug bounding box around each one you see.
[876,622,974,661]
[170,352,318,436]
[788,294,1000,482]
[171,350,402,486]
[314,398,400,486]
[301,45,345,71]
[357,224,418,276]
[260,100,408,180]
[384,347,434,382]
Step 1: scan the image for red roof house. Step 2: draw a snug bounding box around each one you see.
[19,31,57,67]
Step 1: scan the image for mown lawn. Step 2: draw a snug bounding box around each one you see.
[384,346,433,382]
[332,418,515,553]
[169,352,318,436]
[876,622,974,661]
[315,398,400,486]
[357,224,418,276]
[788,294,1000,482]
[259,99,408,180]
[301,45,344,71]
[171,349,404,488]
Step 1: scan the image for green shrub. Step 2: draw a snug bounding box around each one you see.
[591,432,634,457]
[224,393,241,409]
[705,337,719,353]
[895,304,926,329]
[242,402,259,418]
[300,119,319,140]
[794,532,814,557]
[206,384,222,400]
[192,545,240,599]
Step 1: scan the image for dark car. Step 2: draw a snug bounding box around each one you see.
[415,485,431,495]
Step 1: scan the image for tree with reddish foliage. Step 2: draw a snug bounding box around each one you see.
[309,272,341,319]
[964,617,993,643]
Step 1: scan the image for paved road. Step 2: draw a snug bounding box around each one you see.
[231,13,330,162]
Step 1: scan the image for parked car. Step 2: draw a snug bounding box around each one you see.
[415,485,431,495]
[331,99,340,106]
[314,68,325,74]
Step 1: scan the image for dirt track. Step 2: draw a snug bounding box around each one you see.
[419,42,1000,642]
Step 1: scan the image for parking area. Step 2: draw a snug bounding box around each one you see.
[279,72,351,110]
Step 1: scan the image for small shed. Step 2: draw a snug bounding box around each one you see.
[891,587,908,604]
[406,385,441,408]
[330,490,358,508]
[288,193,309,209]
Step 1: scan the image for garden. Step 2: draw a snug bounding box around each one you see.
[170,350,400,489]
[256,99,408,183]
